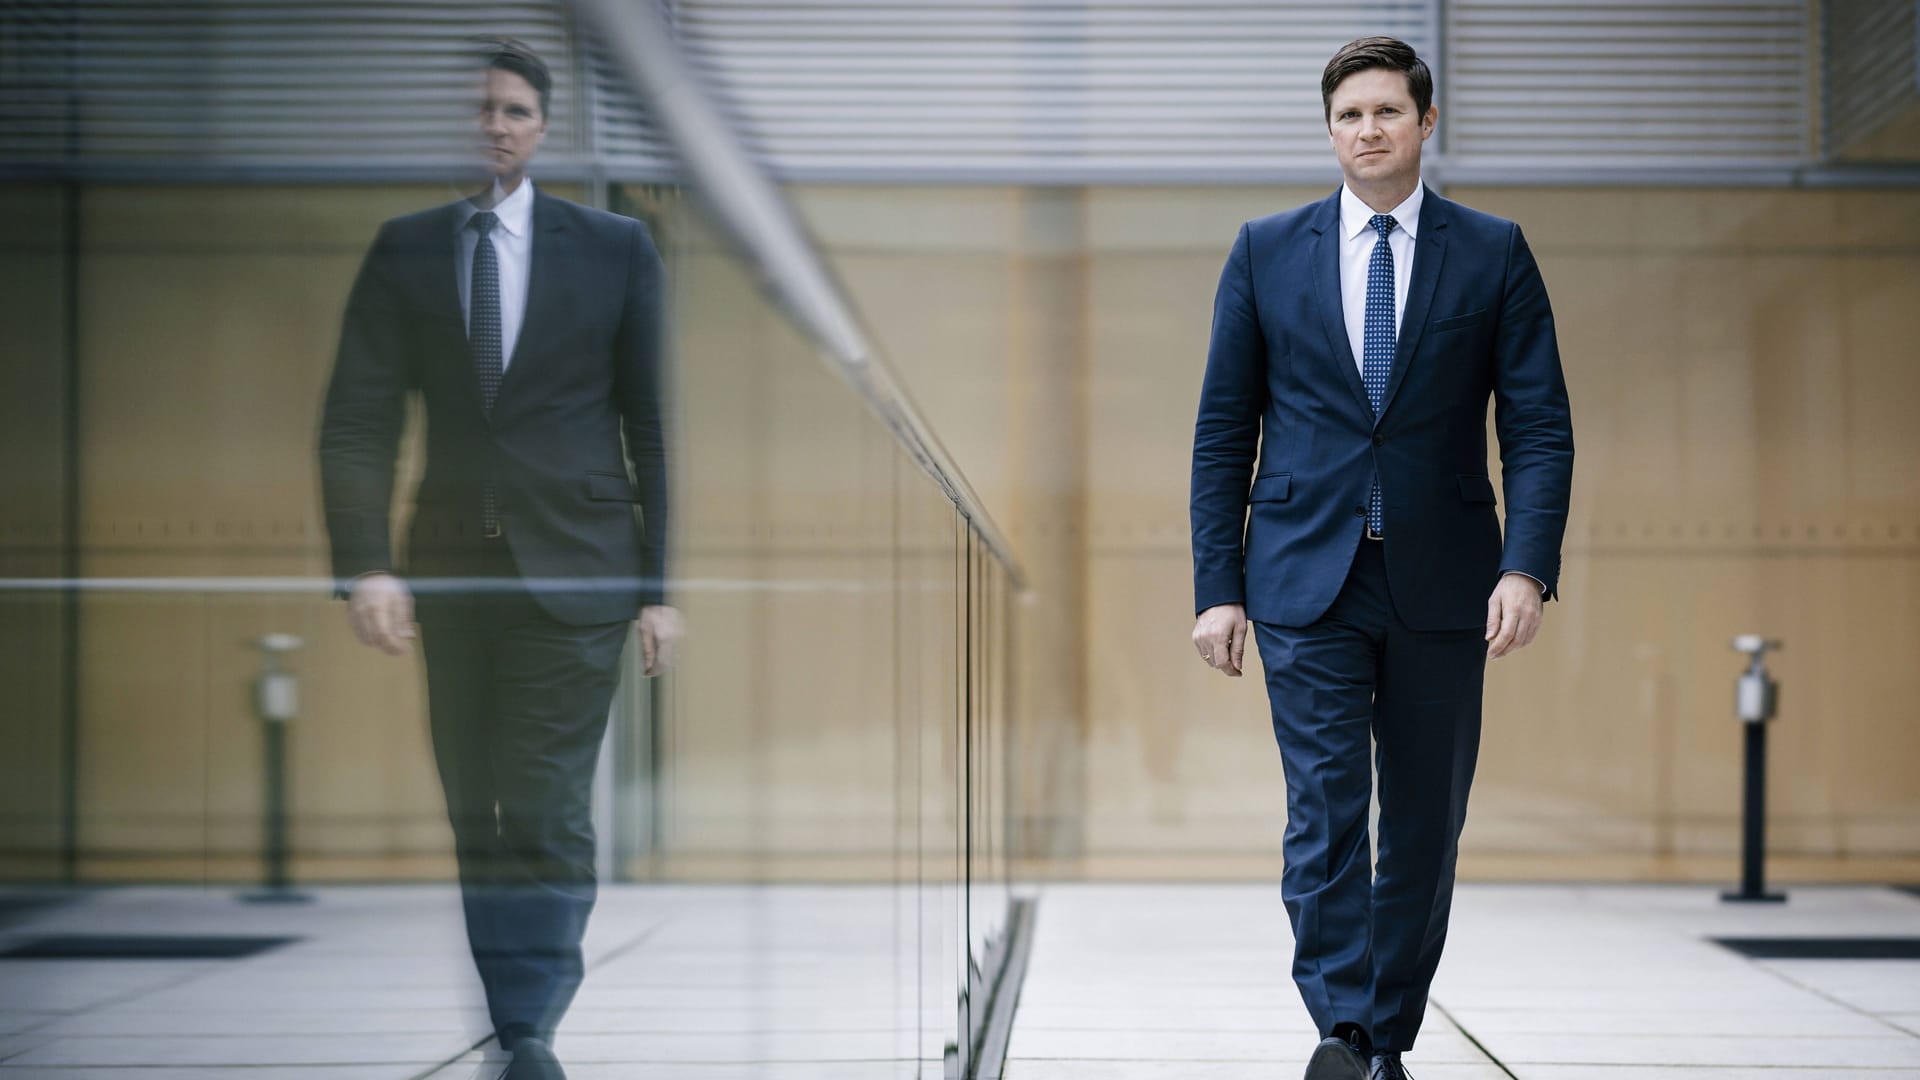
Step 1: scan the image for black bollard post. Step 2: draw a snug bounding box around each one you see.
[244,634,312,905]
[1722,636,1785,904]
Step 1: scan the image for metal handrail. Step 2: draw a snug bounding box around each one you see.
[569,0,1027,591]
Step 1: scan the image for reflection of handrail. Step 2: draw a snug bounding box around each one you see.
[570,0,1026,590]
[0,577,980,595]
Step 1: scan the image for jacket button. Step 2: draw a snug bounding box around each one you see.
[1354,506,1366,517]
[1372,434,1385,446]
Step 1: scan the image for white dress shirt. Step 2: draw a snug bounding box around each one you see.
[1337,180,1422,375]
[454,178,535,371]
[1333,180,1545,598]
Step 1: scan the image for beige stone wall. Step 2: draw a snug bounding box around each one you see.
[0,182,1014,885]
[799,183,1920,881]
[5,179,1916,883]
[0,186,74,877]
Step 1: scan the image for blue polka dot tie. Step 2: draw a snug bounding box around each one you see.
[1363,213,1396,538]
[469,211,502,534]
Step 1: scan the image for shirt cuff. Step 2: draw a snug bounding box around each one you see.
[1502,570,1548,598]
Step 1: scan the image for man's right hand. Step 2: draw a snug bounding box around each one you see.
[348,572,415,657]
[1191,603,1249,677]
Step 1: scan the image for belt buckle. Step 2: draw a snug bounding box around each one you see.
[1366,523,1385,541]
[483,522,503,539]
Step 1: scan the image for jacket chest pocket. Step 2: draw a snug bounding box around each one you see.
[1429,307,1487,335]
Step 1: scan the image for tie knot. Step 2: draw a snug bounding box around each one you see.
[470,210,499,237]
[1369,213,1396,240]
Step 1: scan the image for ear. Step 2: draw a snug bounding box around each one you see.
[1420,105,1438,140]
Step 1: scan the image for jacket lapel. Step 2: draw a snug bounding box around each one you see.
[1308,191,1376,421]
[490,191,569,418]
[430,205,466,328]
[1376,186,1448,422]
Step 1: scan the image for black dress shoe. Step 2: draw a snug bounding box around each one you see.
[503,1037,567,1080]
[1304,1035,1369,1080]
[1370,1051,1413,1080]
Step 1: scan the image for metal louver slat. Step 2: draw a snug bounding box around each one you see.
[1444,1,1812,172]
[667,0,1431,182]
[0,0,1852,185]
[0,0,675,179]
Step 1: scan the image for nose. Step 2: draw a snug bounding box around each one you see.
[480,109,507,137]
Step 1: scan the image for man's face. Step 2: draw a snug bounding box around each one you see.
[1326,67,1434,191]
[474,67,547,179]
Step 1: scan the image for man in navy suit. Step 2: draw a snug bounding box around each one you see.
[319,38,680,1080]
[1188,37,1573,1080]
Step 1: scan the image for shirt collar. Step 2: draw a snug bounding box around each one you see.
[454,177,535,237]
[1340,180,1423,241]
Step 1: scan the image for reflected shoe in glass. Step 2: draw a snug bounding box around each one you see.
[1370,1051,1413,1080]
[1304,1035,1369,1080]
[504,1037,567,1080]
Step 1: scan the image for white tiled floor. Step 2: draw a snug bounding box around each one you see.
[0,885,942,1079]
[4,883,1919,1078]
[1003,883,1920,1079]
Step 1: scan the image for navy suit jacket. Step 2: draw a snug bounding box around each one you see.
[319,190,668,626]
[1190,186,1573,632]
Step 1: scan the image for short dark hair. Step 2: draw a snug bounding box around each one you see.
[1321,36,1432,127]
[475,36,552,120]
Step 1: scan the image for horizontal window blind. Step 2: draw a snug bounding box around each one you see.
[1444,1,1812,170]
[0,0,1834,183]
[0,0,676,175]
[671,0,1430,180]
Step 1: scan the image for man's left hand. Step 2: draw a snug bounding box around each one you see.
[1485,573,1544,660]
[637,605,685,676]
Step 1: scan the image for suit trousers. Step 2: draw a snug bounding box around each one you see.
[1252,538,1486,1053]
[417,538,631,1047]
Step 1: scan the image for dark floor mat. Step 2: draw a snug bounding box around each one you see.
[0,934,298,960]
[0,892,79,930]
[1713,936,1920,960]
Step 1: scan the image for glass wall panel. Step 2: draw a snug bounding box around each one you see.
[0,23,1033,1078]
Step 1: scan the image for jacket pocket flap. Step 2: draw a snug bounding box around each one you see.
[1250,473,1292,503]
[1457,473,1497,504]
[586,471,639,502]
[1431,307,1486,332]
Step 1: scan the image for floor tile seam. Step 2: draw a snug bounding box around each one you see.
[1494,1058,1920,1068]
[1009,1026,1323,1033]
[1423,1031,1896,1041]
[1006,1055,1367,1063]
[10,1056,932,1072]
[7,958,237,1043]
[1428,998,1521,1080]
[1745,959,1920,1042]
[389,917,677,1079]
[434,1056,929,1066]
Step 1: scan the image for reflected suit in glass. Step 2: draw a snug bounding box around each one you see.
[319,188,667,1047]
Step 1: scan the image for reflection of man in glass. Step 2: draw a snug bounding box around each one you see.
[318,37,679,1080]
